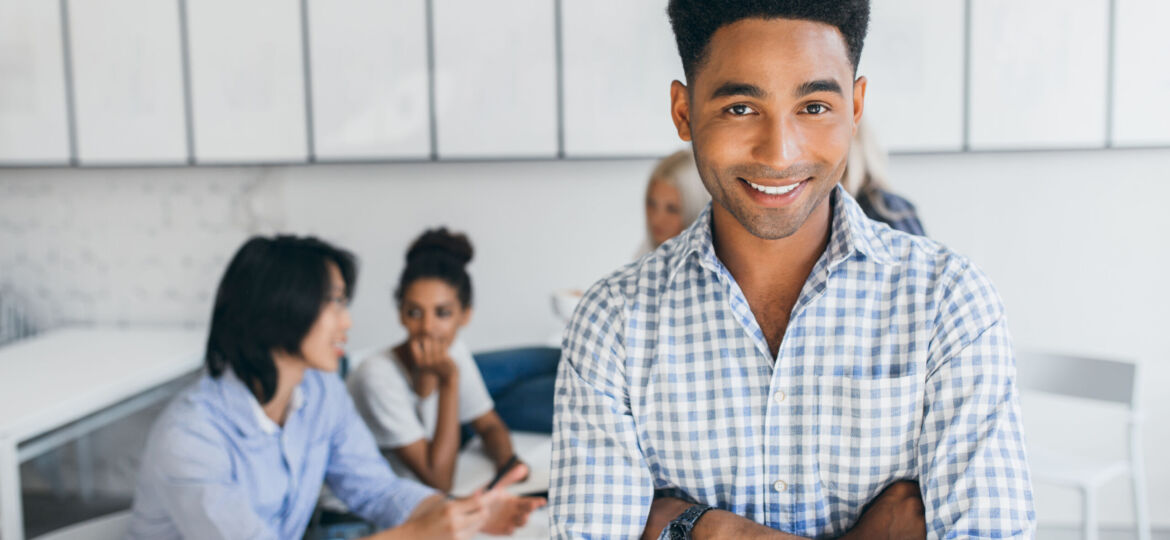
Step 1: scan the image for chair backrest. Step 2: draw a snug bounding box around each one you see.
[1014,350,1138,409]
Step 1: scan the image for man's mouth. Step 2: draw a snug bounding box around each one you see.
[740,177,808,195]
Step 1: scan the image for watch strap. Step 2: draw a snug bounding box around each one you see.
[662,503,714,540]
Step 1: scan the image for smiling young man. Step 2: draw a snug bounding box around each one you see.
[549,1,1035,539]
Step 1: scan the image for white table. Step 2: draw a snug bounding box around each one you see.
[452,432,553,540]
[0,327,205,540]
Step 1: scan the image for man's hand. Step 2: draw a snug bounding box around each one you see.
[641,481,926,540]
[478,461,547,535]
[381,493,487,540]
[841,481,926,540]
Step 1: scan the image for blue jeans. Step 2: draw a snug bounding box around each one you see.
[472,346,560,433]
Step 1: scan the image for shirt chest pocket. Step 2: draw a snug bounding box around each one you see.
[815,374,922,507]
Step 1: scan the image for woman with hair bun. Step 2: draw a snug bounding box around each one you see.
[127,234,542,539]
[348,228,522,494]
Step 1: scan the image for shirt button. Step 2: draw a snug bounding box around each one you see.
[772,390,786,403]
[773,480,788,493]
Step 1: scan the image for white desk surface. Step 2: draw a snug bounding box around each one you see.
[0,326,205,443]
[453,431,553,540]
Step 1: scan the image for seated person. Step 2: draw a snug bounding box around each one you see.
[841,118,926,235]
[555,148,711,328]
[638,148,712,257]
[127,235,543,539]
[348,228,523,493]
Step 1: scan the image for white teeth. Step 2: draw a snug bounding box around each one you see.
[747,180,801,195]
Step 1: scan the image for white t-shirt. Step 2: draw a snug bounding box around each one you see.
[347,338,494,479]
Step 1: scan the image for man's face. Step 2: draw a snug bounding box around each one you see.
[671,18,866,240]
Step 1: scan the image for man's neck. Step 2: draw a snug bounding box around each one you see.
[711,194,833,288]
[262,353,306,427]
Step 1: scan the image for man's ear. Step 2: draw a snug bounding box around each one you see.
[670,80,693,142]
[851,75,867,135]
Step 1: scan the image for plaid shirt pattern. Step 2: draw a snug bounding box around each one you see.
[551,187,1034,539]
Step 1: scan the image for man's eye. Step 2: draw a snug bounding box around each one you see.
[804,103,828,114]
[727,104,755,116]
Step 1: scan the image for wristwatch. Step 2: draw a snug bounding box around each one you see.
[662,503,714,540]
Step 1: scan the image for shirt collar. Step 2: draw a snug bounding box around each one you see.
[219,368,307,436]
[668,184,897,282]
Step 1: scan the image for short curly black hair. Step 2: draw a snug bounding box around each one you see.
[667,0,870,82]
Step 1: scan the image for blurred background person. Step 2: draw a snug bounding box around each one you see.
[553,149,710,330]
[348,228,526,493]
[842,119,926,236]
[637,148,711,256]
[127,235,541,539]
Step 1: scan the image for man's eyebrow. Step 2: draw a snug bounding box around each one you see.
[795,79,843,98]
[711,82,767,100]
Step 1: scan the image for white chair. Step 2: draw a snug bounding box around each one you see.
[31,510,130,540]
[1015,351,1150,540]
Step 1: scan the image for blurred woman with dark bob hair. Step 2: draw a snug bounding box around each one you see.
[126,235,543,540]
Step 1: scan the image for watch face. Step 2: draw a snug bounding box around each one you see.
[668,523,689,540]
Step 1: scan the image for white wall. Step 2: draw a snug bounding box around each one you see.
[2,147,1168,527]
[893,148,1170,528]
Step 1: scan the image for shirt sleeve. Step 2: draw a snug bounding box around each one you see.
[323,374,439,530]
[918,262,1036,539]
[451,339,495,423]
[550,281,655,539]
[143,421,278,540]
[348,353,427,449]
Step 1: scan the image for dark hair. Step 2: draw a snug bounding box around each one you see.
[205,235,357,404]
[667,0,870,81]
[394,228,474,309]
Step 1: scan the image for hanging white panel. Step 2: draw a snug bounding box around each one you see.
[0,0,70,164]
[432,0,558,159]
[859,0,965,152]
[69,0,187,164]
[187,0,308,163]
[308,0,431,160]
[1112,0,1170,146]
[969,0,1109,150]
[561,0,685,157]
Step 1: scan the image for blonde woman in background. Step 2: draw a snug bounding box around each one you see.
[551,149,710,331]
[637,148,711,257]
[842,119,926,235]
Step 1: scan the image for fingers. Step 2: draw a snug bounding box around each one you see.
[520,496,547,512]
[448,494,488,537]
[446,492,485,516]
[507,497,545,529]
[412,336,439,368]
[487,462,530,492]
[458,506,488,539]
[424,336,444,365]
[410,338,424,366]
[421,336,435,365]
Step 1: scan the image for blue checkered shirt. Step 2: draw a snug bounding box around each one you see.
[550,187,1034,539]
